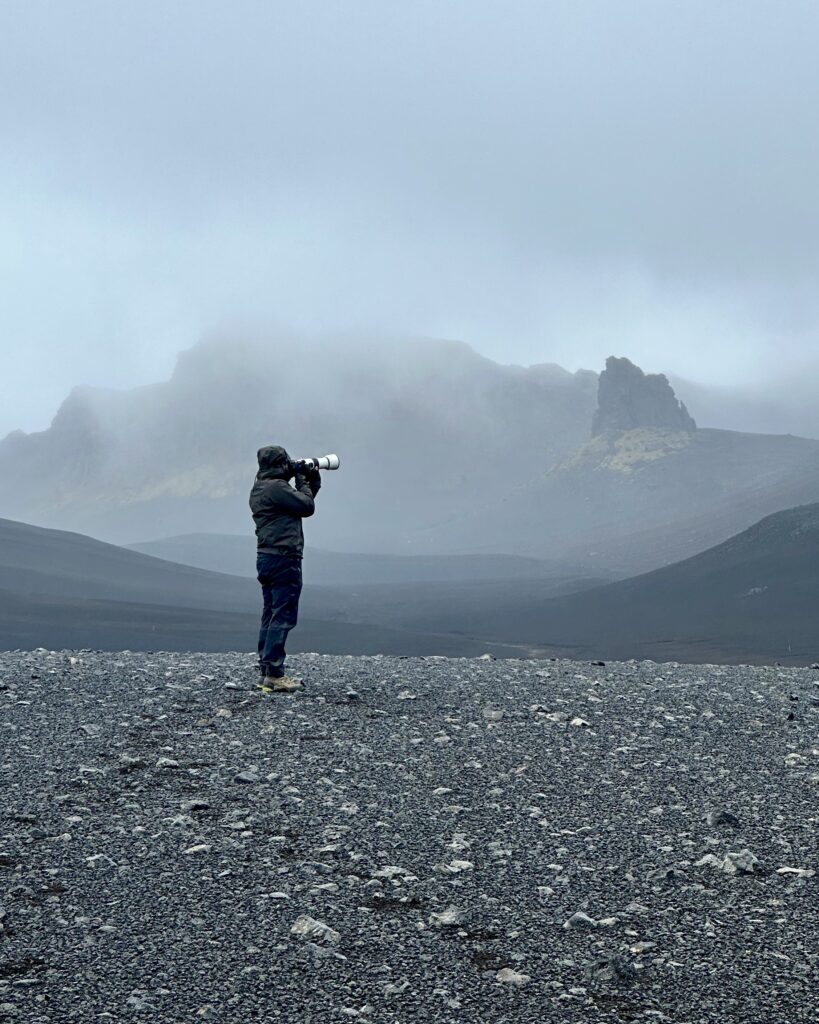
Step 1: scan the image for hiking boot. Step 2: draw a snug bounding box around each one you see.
[272,676,303,693]
[258,675,303,694]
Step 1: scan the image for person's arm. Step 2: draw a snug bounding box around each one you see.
[303,467,321,497]
[274,474,317,518]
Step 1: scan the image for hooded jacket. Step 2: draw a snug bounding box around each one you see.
[249,445,320,558]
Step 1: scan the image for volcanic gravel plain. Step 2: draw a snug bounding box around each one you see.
[0,651,817,1023]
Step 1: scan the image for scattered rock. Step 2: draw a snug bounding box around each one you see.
[429,906,465,928]
[434,859,474,875]
[304,941,347,961]
[290,915,341,945]
[586,954,637,985]
[563,911,598,929]
[722,849,761,875]
[707,809,740,827]
[496,968,530,986]
[181,799,212,812]
[4,649,815,1022]
[118,754,145,770]
[623,902,650,916]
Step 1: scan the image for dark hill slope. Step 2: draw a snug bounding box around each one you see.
[0,517,257,611]
[445,503,819,663]
[0,518,528,656]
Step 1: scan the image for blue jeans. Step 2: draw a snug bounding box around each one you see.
[256,553,303,678]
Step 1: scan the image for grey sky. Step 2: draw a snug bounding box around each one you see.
[2,0,819,436]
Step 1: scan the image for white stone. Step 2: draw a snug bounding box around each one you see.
[496,968,530,986]
[290,915,341,944]
[184,844,212,856]
[429,906,464,928]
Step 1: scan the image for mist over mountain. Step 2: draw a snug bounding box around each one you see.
[3,334,819,573]
[0,333,597,547]
[672,362,819,440]
[420,354,819,571]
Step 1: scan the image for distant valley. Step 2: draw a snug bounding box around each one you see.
[2,504,819,665]
[129,532,615,586]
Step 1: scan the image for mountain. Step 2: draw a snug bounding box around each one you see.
[0,333,597,548]
[414,503,819,664]
[420,358,819,572]
[4,336,819,575]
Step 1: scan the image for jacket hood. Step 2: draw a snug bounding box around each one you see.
[256,445,292,480]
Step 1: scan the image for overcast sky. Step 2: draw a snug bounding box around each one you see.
[2,0,819,435]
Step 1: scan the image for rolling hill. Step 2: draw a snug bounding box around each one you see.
[128,532,614,585]
[0,517,591,657]
[3,505,819,664]
[417,502,819,664]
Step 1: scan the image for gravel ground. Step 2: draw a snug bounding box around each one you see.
[1,650,817,1023]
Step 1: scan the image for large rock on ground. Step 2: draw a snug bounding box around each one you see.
[592,356,696,435]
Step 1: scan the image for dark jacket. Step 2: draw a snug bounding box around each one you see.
[249,445,320,558]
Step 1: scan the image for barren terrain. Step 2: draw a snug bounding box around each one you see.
[1,651,817,1022]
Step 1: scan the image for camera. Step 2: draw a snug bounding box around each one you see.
[291,454,340,473]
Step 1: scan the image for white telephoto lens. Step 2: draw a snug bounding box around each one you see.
[298,454,340,471]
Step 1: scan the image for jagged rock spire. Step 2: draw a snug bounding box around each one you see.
[592,356,696,436]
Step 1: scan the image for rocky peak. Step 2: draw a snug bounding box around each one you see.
[592,357,696,436]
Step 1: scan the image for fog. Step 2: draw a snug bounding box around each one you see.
[2,0,819,437]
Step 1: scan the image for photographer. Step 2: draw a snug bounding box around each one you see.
[249,445,321,693]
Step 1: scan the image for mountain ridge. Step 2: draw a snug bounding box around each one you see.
[3,334,819,574]
[0,334,598,547]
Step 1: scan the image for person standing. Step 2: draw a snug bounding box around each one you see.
[249,445,320,692]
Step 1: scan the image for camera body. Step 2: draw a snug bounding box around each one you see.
[291,453,340,473]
